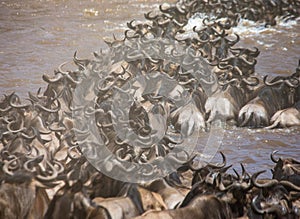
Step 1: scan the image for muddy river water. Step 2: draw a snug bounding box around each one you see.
[0,0,299,177]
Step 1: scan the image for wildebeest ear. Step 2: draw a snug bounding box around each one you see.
[165,172,182,187]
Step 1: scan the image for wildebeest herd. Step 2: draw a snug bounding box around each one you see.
[0,0,300,218]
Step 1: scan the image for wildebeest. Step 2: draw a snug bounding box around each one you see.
[145,178,187,209]
[250,170,300,218]
[204,43,260,124]
[238,73,299,128]
[266,100,300,129]
[0,172,49,219]
[133,194,232,219]
[1,0,300,218]
[265,61,300,128]
[270,150,300,186]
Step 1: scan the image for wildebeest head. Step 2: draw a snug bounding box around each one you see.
[271,151,300,186]
[258,74,298,114]
[251,170,300,218]
[0,171,49,219]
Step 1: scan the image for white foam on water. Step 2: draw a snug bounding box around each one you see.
[232,19,276,36]
[179,13,218,39]
[183,13,299,37]
[276,16,299,27]
[232,16,299,36]
[181,13,299,49]
[183,13,208,32]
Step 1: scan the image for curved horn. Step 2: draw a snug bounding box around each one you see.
[0,105,12,113]
[179,78,197,85]
[202,17,214,26]
[211,26,224,36]
[217,63,233,70]
[73,51,89,68]
[263,75,284,86]
[251,170,279,188]
[290,157,300,164]
[163,133,184,145]
[171,48,185,59]
[127,19,137,30]
[144,11,159,20]
[215,29,226,38]
[248,47,260,57]
[285,77,299,88]
[240,163,248,179]
[270,150,279,163]
[24,155,44,173]
[210,36,222,44]
[67,145,82,160]
[197,30,214,44]
[176,3,186,14]
[66,74,82,85]
[280,180,300,191]
[36,160,58,182]
[183,0,197,8]
[269,0,278,7]
[251,195,266,214]
[252,195,287,215]
[173,19,185,28]
[207,151,226,168]
[159,3,173,14]
[218,78,239,86]
[3,156,20,175]
[157,18,171,26]
[239,55,257,66]
[228,33,240,45]
[21,127,36,140]
[57,61,69,75]
[230,47,243,56]
[124,30,139,40]
[167,149,190,166]
[53,160,64,174]
[9,94,31,108]
[42,73,64,84]
[35,100,61,113]
[242,76,260,86]
[192,25,200,33]
[199,75,217,85]
[116,148,133,162]
[251,195,265,214]
[125,50,145,61]
[219,175,252,191]
[7,118,25,133]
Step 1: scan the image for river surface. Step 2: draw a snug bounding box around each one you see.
[0,0,299,177]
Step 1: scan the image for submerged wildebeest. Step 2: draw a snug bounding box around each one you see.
[204,49,260,124]
[238,66,300,128]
